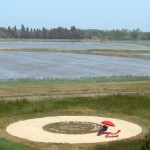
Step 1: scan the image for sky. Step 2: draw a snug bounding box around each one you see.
[0,0,150,31]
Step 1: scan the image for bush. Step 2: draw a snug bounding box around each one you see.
[141,132,150,150]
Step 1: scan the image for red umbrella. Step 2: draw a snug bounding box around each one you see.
[101,120,115,127]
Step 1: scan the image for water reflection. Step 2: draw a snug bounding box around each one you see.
[0,41,150,50]
[0,52,150,79]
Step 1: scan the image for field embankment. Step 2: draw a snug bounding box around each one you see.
[1,48,150,60]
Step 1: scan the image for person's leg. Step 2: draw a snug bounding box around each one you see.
[97,128,105,136]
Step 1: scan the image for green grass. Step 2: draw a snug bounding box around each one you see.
[0,94,150,150]
[0,94,149,119]
[0,76,150,88]
[5,48,150,54]
[67,49,150,53]
[91,139,143,150]
[0,138,38,150]
[140,132,150,150]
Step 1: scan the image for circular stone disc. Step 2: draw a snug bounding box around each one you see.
[6,116,142,144]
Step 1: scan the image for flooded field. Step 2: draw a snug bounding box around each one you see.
[118,40,150,47]
[0,52,150,79]
[0,41,150,50]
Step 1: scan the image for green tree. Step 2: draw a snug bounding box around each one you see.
[12,26,18,38]
[20,25,30,38]
[20,25,26,38]
[0,27,8,38]
[131,29,141,39]
[42,27,48,39]
[70,26,77,39]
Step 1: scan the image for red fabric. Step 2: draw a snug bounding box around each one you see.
[101,120,115,127]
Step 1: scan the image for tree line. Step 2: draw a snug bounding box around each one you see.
[0,25,150,40]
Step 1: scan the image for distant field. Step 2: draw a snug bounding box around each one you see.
[0,38,90,42]
[0,76,150,101]
[0,39,150,46]
[115,40,150,47]
[1,39,150,60]
[0,76,150,87]
[1,48,150,60]
[66,49,150,60]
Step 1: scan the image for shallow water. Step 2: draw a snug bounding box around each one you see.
[0,52,150,79]
[137,53,150,56]
[0,41,150,50]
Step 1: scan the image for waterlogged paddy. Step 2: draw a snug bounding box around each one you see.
[0,52,150,79]
[0,41,150,50]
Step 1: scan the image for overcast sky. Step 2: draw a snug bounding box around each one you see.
[0,0,150,31]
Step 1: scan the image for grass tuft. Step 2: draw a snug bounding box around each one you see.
[0,138,38,150]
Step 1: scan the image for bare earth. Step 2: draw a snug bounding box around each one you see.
[1,82,150,101]
[6,116,142,144]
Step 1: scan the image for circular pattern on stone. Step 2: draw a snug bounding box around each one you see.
[6,116,142,144]
[43,121,101,134]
